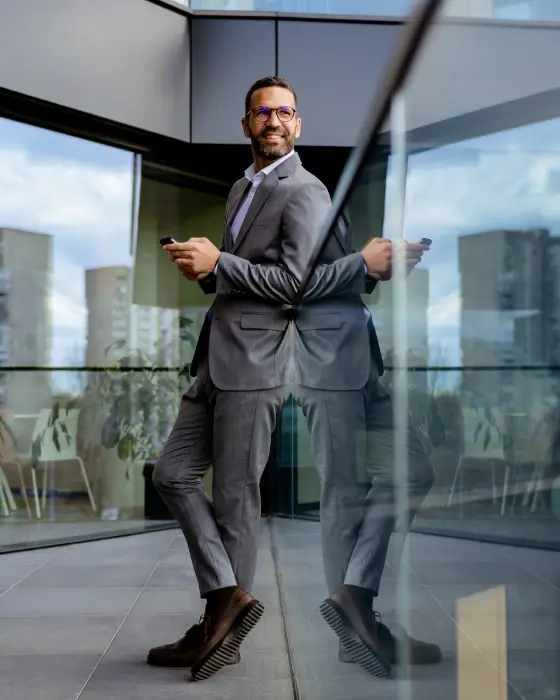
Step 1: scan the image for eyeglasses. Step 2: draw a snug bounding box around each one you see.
[246,106,297,123]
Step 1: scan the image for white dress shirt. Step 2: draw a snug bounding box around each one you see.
[230,150,296,243]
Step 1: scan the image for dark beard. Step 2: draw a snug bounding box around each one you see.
[250,127,295,160]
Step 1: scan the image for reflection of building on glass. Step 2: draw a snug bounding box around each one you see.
[369,267,430,367]
[442,0,554,19]
[0,228,52,415]
[549,237,560,364]
[458,228,558,404]
[443,0,493,16]
[85,266,180,367]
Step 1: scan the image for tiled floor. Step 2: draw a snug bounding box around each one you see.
[272,519,560,700]
[0,527,291,700]
[2,520,559,700]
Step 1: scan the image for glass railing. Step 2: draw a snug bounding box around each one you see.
[0,365,193,551]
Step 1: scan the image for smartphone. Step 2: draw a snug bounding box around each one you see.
[159,237,177,246]
[419,238,432,246]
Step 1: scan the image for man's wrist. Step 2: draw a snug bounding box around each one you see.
[361,255,380,280]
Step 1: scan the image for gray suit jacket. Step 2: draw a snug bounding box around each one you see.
[190,153,382,391]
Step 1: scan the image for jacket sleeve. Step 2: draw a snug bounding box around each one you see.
[215,181,371,303]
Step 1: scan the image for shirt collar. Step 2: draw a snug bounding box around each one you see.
[244,150,295,183]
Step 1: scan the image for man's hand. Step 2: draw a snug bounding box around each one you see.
[361,238,428,280]
[164,238,220,280]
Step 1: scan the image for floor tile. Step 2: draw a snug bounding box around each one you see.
[0,616,123,654]
[18,565,155,588]
[147,566,199,588]
[0,586,141,617]
[0,654,100,700]
[79,653,293,700]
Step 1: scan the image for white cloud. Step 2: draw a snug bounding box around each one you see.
[404,144,560,238]
[429,288,461,329]
[0,146,133,244]
[0,138,134,369]
[49,290,87,331]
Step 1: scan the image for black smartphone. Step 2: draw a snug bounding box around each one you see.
[419,238,432,246]
[159,237,177,246]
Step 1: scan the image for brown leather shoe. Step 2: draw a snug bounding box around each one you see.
[320,586,391,678]
[191,587,264,682]
[338,617,442,666]
[384,625,443,666]
[147,622,240,668]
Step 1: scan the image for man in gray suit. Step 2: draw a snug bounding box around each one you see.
[148,76,393,681]
[291,221,442,678]
[149,74,431,681]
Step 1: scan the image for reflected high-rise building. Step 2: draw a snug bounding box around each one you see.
[370,266,430,352]
[0,228,52,416]
[458,228,555,405]
[85,266,180,367]
[548,236,560,365]
[85,266,131,366]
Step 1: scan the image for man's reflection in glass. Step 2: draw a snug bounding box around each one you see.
[292,218,441,677]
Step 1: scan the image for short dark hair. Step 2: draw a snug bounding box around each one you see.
[244,76,298,115]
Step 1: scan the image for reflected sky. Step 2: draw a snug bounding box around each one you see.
[0,117,134,369]
[396,117,560,369]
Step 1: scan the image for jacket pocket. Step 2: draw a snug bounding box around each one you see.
[240,313,288,331]
[296,313,342,331]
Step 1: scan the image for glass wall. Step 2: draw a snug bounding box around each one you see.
[272,4,559,700]
[190,0,413,16]
[0,117,228,551]
[443,0,560,20]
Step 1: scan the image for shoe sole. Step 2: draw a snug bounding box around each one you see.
[146,653,240,669]
[192,601,264,682]
[320,600,391,679]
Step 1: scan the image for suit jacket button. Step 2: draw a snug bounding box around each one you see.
[283,305,297,320]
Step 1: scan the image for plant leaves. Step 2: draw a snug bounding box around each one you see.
[52,426,60,452]
[117,433,133,461]
[31,435,42,461]
[49,402,60,427]
[473,423,481,444]
[59,420,71,445]
[178,363,190,377]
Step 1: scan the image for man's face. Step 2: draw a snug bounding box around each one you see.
[242,86,301,161]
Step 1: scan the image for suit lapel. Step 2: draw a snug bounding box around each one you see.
[232,152,301,254]
[232,171,278,254]
[225,180,251,252]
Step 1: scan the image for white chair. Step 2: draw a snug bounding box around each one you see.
[0,467,16,516]
[10,412,48,518]
[0,413,32,519]
[447,406,509,515]
[10,409,96,518]
[519,407,557,514]
[34,409,97,516]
